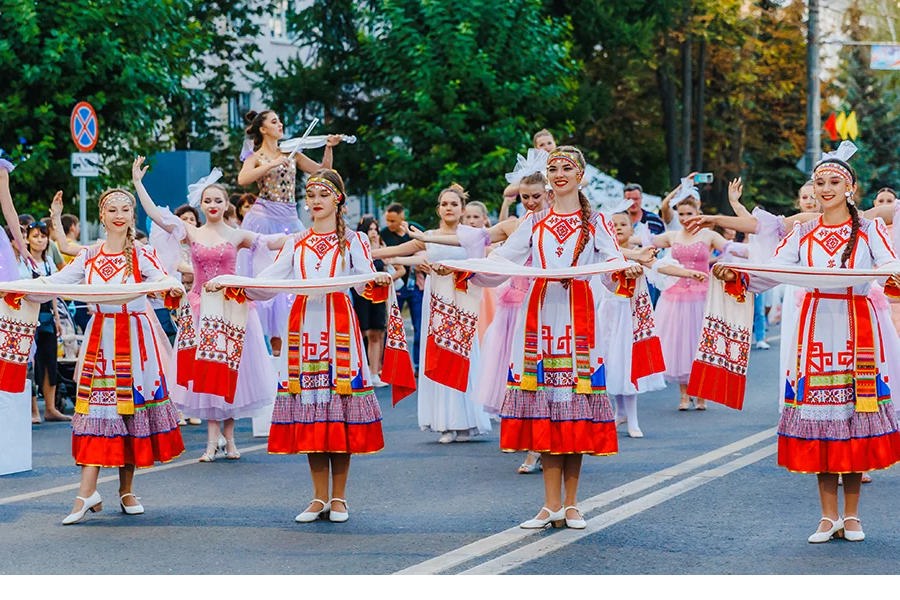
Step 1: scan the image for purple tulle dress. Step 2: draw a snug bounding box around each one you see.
[654,240,711,383]
[239,154,305,339]
[171,241,276,420]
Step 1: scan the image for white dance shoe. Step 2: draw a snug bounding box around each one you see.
[119,493,144,515]
[62,490,103,525]
[520,507,566,529]
[329,498,349,523]
[295,499,330,523]
[842,516,865,542]
[807,516,844,543]
[564,506,587,529]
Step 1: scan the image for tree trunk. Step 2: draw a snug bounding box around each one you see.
[656,39,680,187]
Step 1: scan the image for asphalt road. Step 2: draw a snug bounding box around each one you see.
[2,330,900,576]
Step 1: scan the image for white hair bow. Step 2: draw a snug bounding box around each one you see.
[820,140,858,164]
[668,175,700,208]
[505,148,549,184]
[186,168,224,208]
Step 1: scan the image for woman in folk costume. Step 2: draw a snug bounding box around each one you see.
[373,184,493,444]
[651,177,730,411]
[0,159,33,281]
[409,155,550,470]
[132,157,277,463]
[0,187,185,524]
[603,211,707,438]
[481,146,643,529]
[229,169,395,524]
[236,110,343,355]
[712,147,900,543]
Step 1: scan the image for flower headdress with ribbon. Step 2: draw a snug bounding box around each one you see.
[186,168,224,208]
[814,141,858,186]
[504,148,550,184]
[668,175,700,209]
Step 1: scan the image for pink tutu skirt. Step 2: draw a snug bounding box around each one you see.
[655,281,707,384]
[171,293,277,420]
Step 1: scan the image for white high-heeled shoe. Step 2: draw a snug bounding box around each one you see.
[564,506,587,529]
[807,516,844,543]
[198,441,218,462]
[519,506,566,529]
[62,490,103,525]
[329,498,349,523]
[842,516,865,542]
[295,498,330,523]
[119,493,144,515]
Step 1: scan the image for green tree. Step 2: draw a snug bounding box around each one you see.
[0,0,273,218]
[263,0,375,205]
[357,0,579,226]
[826,1,900,207]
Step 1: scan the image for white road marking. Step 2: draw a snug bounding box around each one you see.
[460,443,777,574]
[0,442,270,506]
[394,428,776,575]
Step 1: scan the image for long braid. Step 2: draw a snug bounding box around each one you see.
[123,224,136,280]
[840,202,860,268]
[573,190,593,265]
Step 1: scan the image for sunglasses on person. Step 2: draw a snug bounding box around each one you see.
[25,222,49,234]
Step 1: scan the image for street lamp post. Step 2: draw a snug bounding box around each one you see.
[805,0,821,175]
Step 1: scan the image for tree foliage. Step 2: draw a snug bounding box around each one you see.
[0,0,274,218]
[826,0,900,207]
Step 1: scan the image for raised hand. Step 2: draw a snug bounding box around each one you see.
[132,156,149,183]
[728,177,743,206]
[50,191,64,218]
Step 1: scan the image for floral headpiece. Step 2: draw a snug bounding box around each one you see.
[306,176,344,203]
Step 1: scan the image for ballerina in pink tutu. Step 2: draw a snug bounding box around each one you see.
[0,159,33,281]
[651,179,729,410]
[132,157,278,462]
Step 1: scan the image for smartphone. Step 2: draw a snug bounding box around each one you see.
[693,172,714,184]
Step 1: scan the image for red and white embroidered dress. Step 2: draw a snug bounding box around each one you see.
[751,217,900,473]
[491,208,626,455]
[249,229,384,454]
[44,245,184,467]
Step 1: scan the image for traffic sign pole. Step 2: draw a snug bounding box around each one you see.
[69,101,99,245]
[79,177,87,245]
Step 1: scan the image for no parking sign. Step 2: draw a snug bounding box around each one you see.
[70,101,99,152]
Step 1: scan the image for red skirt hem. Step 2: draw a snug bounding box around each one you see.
[72,429,185,468]
[267,421,384,454]
[777,432,900,473]
[500,418,618,456]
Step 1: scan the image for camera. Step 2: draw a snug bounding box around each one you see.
[693,173,714,184]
